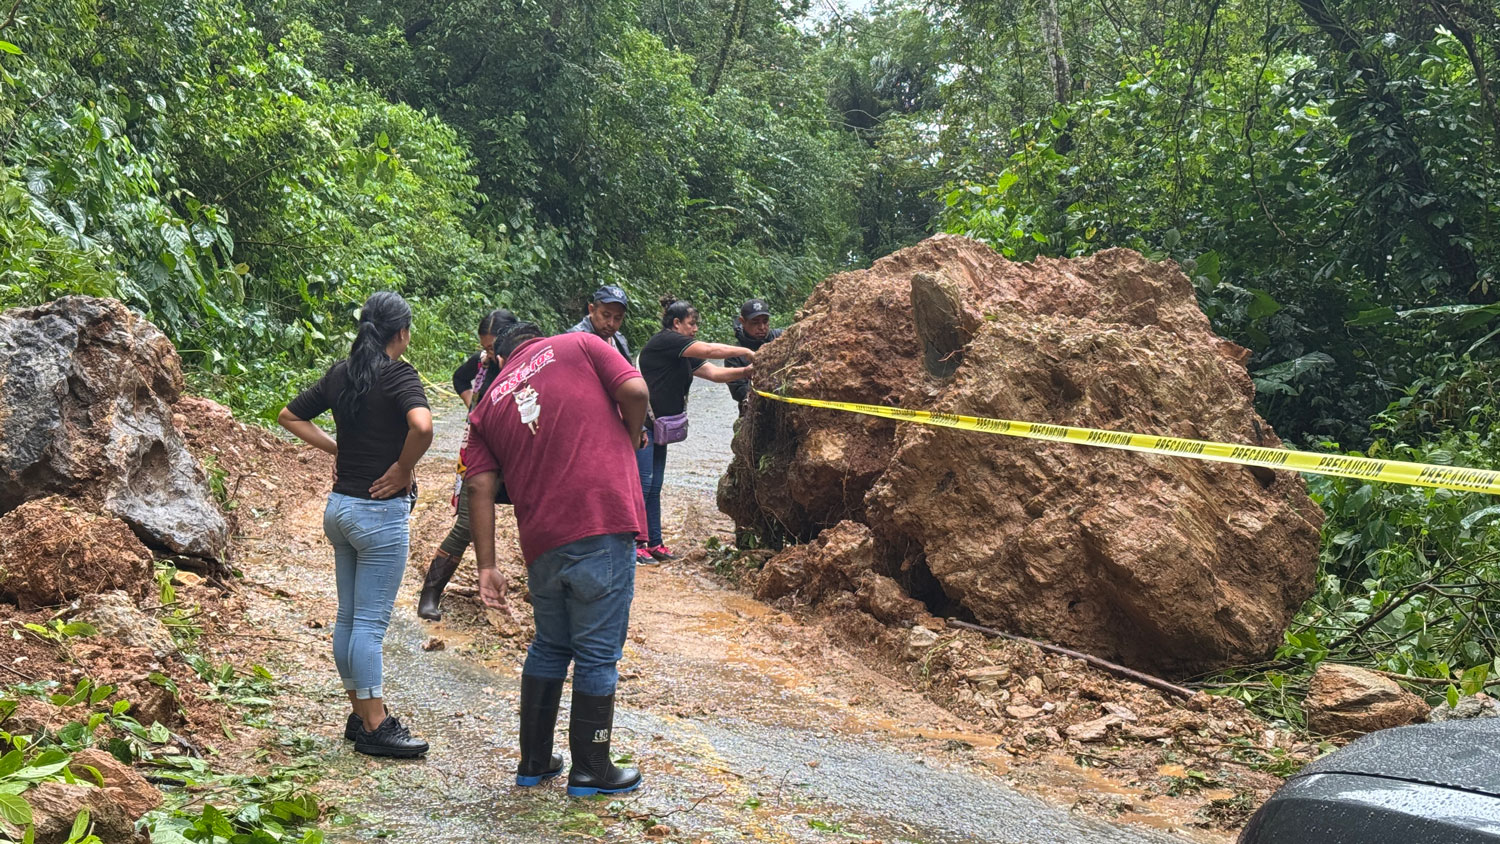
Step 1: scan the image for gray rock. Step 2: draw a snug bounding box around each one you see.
[905,625,941,660]
[75,590,176,658]
[1428,694,1500,722]
[0,297,226,559]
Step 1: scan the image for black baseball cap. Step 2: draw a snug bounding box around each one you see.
[740,299,771,319]
[592,285,628,307]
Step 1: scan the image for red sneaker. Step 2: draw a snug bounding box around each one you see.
[647,545,676,562]
[636,546,658,565]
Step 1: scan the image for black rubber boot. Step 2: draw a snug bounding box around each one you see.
[417,551,460,620]
[354,713,429,758]
[515,675,565,786]
[566,691,641,797]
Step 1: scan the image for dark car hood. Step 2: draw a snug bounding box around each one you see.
[1298,718,1500,797]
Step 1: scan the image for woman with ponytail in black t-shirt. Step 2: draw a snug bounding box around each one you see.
[278,291,433,758]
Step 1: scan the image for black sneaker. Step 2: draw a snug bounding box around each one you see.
[344,712,361,741]
[354,714,429,759]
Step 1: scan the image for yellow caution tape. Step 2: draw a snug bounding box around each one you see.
[753,390,1500,495]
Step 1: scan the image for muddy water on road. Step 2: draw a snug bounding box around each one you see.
[266,373,1193,843]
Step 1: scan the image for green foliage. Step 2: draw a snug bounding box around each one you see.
[932,0,1500,447]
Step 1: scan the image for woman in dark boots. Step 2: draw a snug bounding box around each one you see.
[278,291,432,758]
[418,309,516,621]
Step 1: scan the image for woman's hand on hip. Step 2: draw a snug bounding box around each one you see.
[369,461,414,499]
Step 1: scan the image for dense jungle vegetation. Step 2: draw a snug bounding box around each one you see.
[3,0,1500,714]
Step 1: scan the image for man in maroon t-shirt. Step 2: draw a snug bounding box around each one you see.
[465,321,650,798]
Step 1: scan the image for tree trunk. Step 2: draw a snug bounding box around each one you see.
[1426,0,1500,147]
[1039,0,1071,104]
[707,0,750,96]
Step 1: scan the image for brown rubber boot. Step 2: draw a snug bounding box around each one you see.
[417,551,460,620]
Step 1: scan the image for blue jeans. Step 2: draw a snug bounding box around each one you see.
[524,533,636,696]
[635,429,668,547]
[323,493,410,700]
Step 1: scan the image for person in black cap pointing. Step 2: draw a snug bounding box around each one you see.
[568,286,631,359]
[725,298,782,412]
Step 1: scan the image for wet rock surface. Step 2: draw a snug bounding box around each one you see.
[722,235,1323,676]
[1304,663,1429,737]
[0,296,227,560]
[0,496,154,608]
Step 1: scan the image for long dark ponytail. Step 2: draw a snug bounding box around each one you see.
[337,291,412,420]
[660,295,696,330]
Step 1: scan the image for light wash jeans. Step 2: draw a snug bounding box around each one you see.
[524,533,637,696]
[634,428,668,547]
[323,493,410,700]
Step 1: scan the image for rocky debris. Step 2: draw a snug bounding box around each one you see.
[900,624,1282,766]
[904,626,941,661]
[960,665,1012,691]
[422,637,446,652]
[3,697,73,735]
[755,521,927,625]
[1304,663,1429,737]
[69,749,164,817]
[75,590,176,658]
[1066,714,1121,742]
[855,574,927,624]
[8,780,148,844]
[0,497,154,608]
[0,296,227,560]
[1427,693,1500,722]
[721,235,1322,676]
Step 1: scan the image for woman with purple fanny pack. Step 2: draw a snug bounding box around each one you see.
[634,296,755,564]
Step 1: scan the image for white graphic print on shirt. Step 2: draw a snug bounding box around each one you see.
[515,385,541,434]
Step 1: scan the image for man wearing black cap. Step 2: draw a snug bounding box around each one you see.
[568,286,631,359]
[726,298,782,411]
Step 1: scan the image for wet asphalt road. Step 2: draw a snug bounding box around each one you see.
[310,374,1193,844]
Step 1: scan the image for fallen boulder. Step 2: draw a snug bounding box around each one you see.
[1304,663,1429,737]
[0,497,154,608]
[0,296,227,560]
[720,235,1323,677]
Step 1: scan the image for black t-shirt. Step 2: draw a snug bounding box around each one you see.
[452,351,498,401]
[287,358,430,499]
[639,330,704,418]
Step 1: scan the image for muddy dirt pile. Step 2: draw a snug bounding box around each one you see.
[719,235,1323,677]
[0,296,228,561]
[0,497,154,608]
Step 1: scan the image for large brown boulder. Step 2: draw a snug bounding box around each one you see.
[1305,663,1429,737]
[0,497,154,608]
[0,296,227,559]
[719,235,1323,676]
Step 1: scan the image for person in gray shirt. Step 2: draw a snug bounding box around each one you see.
[568,286,631,359]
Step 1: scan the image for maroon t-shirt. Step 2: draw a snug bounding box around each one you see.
[464,332,647,563]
